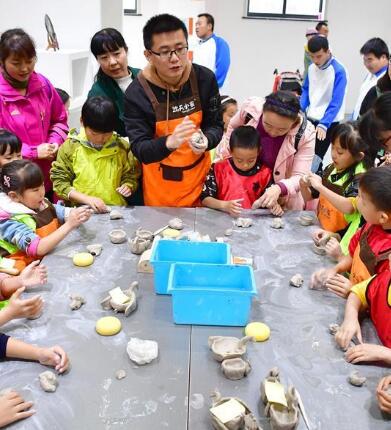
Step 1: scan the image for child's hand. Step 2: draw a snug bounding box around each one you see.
[270,203,284,217]
[345,343,390,364]
[7,287,43,320]
[255,185,281,209]
[0,390,35,427]
[37,143,55,160]
[310,267,336,289]
[84,196,108,213]
[67,206,92,228]
[20,260,47,288]
[324,237,343,261]
[312,228,329,246]
[325,273,352,298]
[306,172,322,190]
[221,199,243,217]
[116,185,132,198]
[37,346,70,374]
[335,319,362,350]
[377,375,391,414]
[315,125,327,141]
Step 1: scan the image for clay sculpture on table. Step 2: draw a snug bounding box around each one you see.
[69,294,86,310]
[271,218,284,229]
[260,367,281,404]
[298,213,315,226]
[168,217,184,230]
[328,323,340,335]
[235,218,253,228]
[289,274,304,288]
[208,336,253,362]
[312,232,340,255]
[126,337,158,365]
[110,209,123,220]
[267,386,300,430]
[221,358,251,380]
[348,371,366,387]
[209,390,262,430]
[109,229,127,244]
[39,370,58,392]
[224,228,233,237]
[115,369,127,380]
[86,243,102,256]
[101,282,139,316]
[129,236,151,255]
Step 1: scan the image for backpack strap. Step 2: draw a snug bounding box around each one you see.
[294,114,307,151]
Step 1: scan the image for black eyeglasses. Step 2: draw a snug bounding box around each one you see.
[149,46,188,60]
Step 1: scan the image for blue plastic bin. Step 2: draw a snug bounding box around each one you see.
[150,240,231,294]
[167,263,257,326]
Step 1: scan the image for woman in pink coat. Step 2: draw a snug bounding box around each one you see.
[221,91,315,210]
[0,29,68,197]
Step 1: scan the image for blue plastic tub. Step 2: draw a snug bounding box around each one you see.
[167,263,257,326]
[150,240,231,294]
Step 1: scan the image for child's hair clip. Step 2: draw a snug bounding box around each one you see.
[3,175,11,188]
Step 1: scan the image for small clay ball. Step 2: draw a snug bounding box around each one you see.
[115,369,127,380]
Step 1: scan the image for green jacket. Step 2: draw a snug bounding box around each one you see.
[88,66,140,136]
[51,128,141,206]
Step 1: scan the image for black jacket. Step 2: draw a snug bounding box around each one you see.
[123,64,223,164]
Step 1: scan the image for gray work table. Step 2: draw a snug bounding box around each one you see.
[1,207,390,429]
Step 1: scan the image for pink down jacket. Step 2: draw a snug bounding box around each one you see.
[225,97,315,210]
[0,71,68,191]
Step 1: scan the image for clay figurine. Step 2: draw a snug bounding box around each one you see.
[135,227,154,241]
[69,294,86,310]
[348,370,366,387]
[39,370,58,393]
[168,217,184,230]
[101,281,139,316]
[110,209,123,220]
[271,218,284,229]
[234,218,253,228]
[267,386,300,430]
[289,274,304,288]
[86,243,102,256]
[109,229,127,244]
[129,236,151,255]
[328,323,340,335]
[208,336,253,362]
[210,390,262,430]
[221,357,251,380]
[298,213,315,226]
[126,337,158,365]
[260,367,281,404]
[115,369,127,380]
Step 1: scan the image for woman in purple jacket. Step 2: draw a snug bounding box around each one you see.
[0,29,68,198]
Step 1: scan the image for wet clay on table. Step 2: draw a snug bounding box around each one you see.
[270,218,284,229]
[129,236,152,255]
[267,386,300,430]
[86,243,102,256]
[168,217,184,230]
[39,370,58,393]
[109,209,123,220]
[348,371,366,387]
[328,323,340,335]
[208,336,253,362]
[289,274,304,288]
[101,281,139,316]
[109,229,127,244]
[260,367,281,404]
[234,218,253,228]
[221,357,251,380]
[210,390,262,430]
[69,294,86,310]
[115,369,127,380]
[126,337,158,365]
[298,213,315,226]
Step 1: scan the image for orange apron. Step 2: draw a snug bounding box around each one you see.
[137,68,211,207]
[350,225,391,285]
[7,204,60,272]
[317,165,349,233]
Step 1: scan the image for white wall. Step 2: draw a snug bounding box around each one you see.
[204,0,391,112]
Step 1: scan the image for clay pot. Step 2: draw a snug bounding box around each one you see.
[221,358,251,380]
[208,336,253,362]
[109,229,127,244]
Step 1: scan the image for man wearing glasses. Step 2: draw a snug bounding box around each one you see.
[124,14,223,207]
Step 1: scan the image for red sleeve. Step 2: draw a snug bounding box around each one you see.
[349,225,365,257]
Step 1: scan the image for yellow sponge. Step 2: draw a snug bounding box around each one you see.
[245,322,270,342]
[96,316,122,336]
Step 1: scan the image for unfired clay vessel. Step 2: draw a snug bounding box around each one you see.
[39,370,58,392]
[101,281,139,316]
[298,213,315,226]
[129,236,151,255]
[126,337,158,365]
[260,367,280,404]
[348,371,366,387]
[235,218,253,228]
[210,390,262,430]
[208,336,253,362]
[69,294,86,310]
[267,386,300,430]
[135,227,154,241]
[271,218,284,229]
[109,229,127,244]
[289,274,304,288]
[110,209,123,220]
[221,357,251,380]
[168,217,184,230]
[86,243,102,256]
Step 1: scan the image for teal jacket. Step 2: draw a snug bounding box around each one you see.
[88,66,140,136]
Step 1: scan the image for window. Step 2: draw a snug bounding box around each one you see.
[246,0,326,20]
[124,0,139,15]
